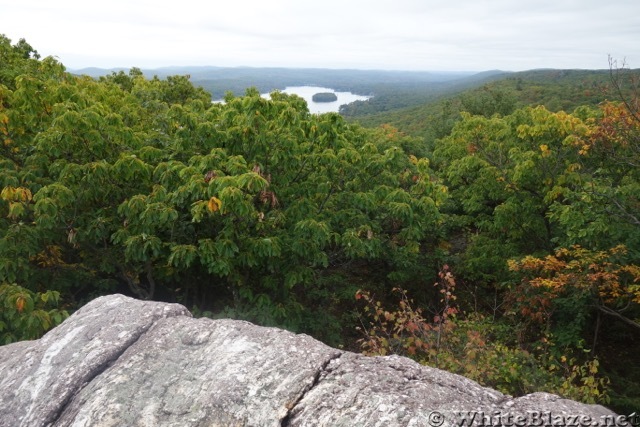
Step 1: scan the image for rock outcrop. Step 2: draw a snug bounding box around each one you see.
[0,294,618,426]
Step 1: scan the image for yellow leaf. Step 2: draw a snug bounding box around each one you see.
[1,186,32,202]
[0,186,15,201]
[207,197,222,213]
[539,144,551,157]
[16,187,32,202]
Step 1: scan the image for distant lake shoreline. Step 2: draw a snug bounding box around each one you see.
[267,86,371,114]
[213,86,371,114]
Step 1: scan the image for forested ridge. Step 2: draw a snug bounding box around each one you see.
[1,35,639,413]
[344,67,640,147]
[73,65,483,101]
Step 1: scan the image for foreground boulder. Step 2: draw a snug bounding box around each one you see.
[0,294,617,426]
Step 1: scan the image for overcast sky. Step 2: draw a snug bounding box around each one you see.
[1,0,638,71]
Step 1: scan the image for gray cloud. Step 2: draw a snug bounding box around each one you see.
[0,0,638,70]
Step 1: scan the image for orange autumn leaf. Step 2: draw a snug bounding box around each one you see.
[16,296,25,313]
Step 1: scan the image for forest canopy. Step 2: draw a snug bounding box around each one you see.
[1,35,639,413]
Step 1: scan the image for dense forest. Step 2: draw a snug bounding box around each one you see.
[1,35,639,414]
[343,68,640,147]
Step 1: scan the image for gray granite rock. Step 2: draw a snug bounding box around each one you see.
[0,294,619,427]
[0,295,190,427]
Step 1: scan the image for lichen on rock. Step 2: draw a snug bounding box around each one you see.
[0,294,618,427]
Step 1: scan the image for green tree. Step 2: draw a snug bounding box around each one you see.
[433,98,640,413]
[459,85,517,117]
[0,45,447,345]
[0,283,68,344]
[433,106,591,291]
[0,34,42,89]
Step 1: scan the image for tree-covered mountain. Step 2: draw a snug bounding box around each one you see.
[344,68,640,149]
[71,65,486,100]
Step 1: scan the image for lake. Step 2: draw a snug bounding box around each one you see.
[262,86,370,114]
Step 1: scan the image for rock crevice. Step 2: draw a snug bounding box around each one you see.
[281,352,344,427]
[49,324,147,426]
[0,295,190,427]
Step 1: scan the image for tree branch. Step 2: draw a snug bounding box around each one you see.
[597,303,640,331]
[609,56,640,124]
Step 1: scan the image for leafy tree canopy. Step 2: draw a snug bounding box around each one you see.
[0,34,445,344]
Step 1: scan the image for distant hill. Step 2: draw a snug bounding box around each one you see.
[337,70,509,116]
[344,68,640,146]
[72,67,129,76]
[69,66,492,100]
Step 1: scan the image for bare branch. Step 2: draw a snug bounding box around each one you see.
[597,303,640,331]
[609,55,640,124]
